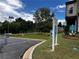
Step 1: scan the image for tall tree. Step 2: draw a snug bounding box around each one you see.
[14,17,34,33]
[58,22,62,27]
[34,8,51,23]
[33,8,54,32]
[1,20,9,33]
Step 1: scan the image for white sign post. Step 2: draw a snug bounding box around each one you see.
[55,18,58,45]
[52,17,55,51]
[51,17,58,51]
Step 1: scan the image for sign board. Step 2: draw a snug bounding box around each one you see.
[51,17,58,51]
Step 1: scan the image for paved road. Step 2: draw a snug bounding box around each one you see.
[0,37,40,59]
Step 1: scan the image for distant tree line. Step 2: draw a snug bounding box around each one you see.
[0,8,54,34]
[0,18,34,34]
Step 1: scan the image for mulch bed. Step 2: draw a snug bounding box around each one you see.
[64,34,79,40]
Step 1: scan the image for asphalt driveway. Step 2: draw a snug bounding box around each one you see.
[0,37,40,59]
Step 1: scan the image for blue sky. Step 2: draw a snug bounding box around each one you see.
[0,0,67,22]
[21,0,67,19]
[20,0,67,19]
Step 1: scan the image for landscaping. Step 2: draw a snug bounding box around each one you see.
[12,33,79,59]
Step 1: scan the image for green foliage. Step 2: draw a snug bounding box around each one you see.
[58,22,62,27]
[64,25,69,35]
[34,8,54,32]
[1,20,9,33]
[34,8,54,23]
[0,18,34,34]
[34,18,52,32]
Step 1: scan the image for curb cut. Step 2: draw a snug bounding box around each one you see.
[22,40,46,59]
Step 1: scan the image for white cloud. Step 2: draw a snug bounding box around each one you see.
[57,4,66,9]
[20,13,34,22]
[0,0,34,22]
[31,10,36,13]
[58,19,66,25]
[0,2,12,12]
[6,0,22,9]
[51,4,66,12]
[0,2,21,19]
[58,19,65,22]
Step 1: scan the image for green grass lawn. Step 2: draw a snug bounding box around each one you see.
[12,33,79,59]
[12,33,50,40]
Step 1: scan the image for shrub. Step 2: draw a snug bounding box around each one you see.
[64,25,69,35]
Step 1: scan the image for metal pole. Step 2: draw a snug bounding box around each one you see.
[8,22,9,34]
[4,19,9,45]
[55,19,58,45]
[52,17,55,51]
[7,18,10,38]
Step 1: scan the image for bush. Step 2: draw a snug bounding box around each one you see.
[64,25,69,35]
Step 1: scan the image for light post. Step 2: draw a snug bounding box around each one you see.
[4,16,14,45]
[8,16,14,36]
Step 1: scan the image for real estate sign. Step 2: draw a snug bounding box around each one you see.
[51,17,58,51]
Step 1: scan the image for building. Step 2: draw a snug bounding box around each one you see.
[66,0,79,33]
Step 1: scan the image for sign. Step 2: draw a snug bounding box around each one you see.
[51,17,58,51]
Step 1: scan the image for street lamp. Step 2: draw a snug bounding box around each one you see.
[8,16,14,34]
[7,16,14,37]
[4,16,14,45]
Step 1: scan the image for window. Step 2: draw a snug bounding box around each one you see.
[69,7,73,14]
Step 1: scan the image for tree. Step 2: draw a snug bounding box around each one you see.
[13,17,34,33]
[33,8,54,32]
[26,21,34,32]
[0,20,9,33]
[0,17,35,34]
[14,17,27,33]
[58,22,62,27]
[64,25,69,35]
[34,8,51,23]
[0,22,2,33]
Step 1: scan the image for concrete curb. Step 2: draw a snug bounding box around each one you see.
[22,40,46,59]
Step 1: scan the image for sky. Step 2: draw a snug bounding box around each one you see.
[0,0,67,22]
